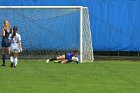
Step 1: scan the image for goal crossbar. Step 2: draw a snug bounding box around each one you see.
[0,6,83,9]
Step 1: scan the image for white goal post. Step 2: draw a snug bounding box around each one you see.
[0,6,94,63]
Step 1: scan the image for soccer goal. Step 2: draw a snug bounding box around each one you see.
[0,6,94,62]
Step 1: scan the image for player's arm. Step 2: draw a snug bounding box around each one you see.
[19,41,22,52]
[8,34,12,42]
[18,36,22,52]
[2,28,5,37]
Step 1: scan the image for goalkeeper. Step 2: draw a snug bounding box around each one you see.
[46,50,79,64]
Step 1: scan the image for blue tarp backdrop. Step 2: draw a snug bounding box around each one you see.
[0,0,140,51]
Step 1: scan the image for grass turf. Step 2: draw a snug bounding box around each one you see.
[0,60,140,93]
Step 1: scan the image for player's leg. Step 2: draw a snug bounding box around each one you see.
[10,52,14,68]
[1,47,6,66]
[7,47,10,55]
[61,59,69,64]
[46,55,66,63]
[13,53,18,68]
[56,55,66,60]
[13,48,20,68]
[1,38,11,66]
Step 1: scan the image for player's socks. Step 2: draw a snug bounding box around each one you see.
[58,61,61,63]
[10,56,14,63]
[10,56,14,68]
[1,54,6,66]
[50,58,57,61]
[14,58,18,67]
[46,58,57,63]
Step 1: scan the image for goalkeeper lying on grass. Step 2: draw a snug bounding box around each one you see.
[46,50,80,64]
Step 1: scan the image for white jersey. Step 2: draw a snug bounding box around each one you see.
[8,33,21,53]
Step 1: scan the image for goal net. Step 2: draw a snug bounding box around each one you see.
[0,6,94,62]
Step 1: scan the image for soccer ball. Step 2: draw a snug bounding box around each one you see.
[72,56,78,61]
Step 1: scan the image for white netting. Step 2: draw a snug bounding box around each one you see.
[82,7,94,62]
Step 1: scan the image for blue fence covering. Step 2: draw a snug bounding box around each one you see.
[0,0,140,51]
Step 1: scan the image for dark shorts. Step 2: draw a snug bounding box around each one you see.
[1,38,10,47]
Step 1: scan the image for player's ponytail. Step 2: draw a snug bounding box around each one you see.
[11,26,17,38]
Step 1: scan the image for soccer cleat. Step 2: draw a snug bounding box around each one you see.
[46,59,50,63]
[58,61,62,63]
[14,66,16,68]
[10,62,14,68]
[76,61,79,64]
[1,64,6,66]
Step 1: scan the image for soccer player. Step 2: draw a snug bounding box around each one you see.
[1,20,12,66]
[9,26,22,68]
[46,50,79,64]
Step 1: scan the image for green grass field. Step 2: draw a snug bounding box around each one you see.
[0,59,140,93]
